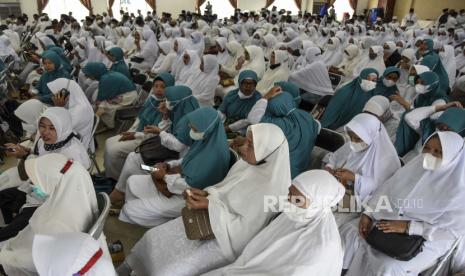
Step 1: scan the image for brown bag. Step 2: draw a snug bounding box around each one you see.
[181,207,215,240]
[134,135,179,166]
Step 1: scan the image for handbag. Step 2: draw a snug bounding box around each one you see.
[181,207,215,240]
[134,135,179,166]
[366,226,425,261]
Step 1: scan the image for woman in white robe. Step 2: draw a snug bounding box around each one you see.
[353,46,386,78]
[203,170,345,276]
[150,41,176,75]
[289,47,333,100]
[132,29,159,72]
[234,45,266,84]
[46,78,94,151]
[0,153,103,275]
[190,31,205,57]
[117,27,136,54]
[215,37,229,66]
[219,40,244,79]
[439,44,457,88]
[326,113,400,226]
[33,232,116,276]
[185,55,220,107]
[119,123,291,276]
[170,38,192,79]
[336,44,360,82]
[256,50,290,94]
[342,131,465,276]
[262,33,278,61]
[175,50,201,85]
[322,37,344,67]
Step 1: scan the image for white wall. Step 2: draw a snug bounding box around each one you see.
[157,0,195,17]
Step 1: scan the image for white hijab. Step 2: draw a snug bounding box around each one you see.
[205,170,344,276]
[206,123,291,261]
[175,49,201,85]
[151,40,175,73]
[47,78,94,149]
[338,44,360,81]
[322,37,343,67]
[215,37,229,65]
[329,113,401,201]
[137,30,159,68]
[289,47,333,96]
[256,50,290,94]
[353,46,386,78]
[170,37,191,75]
[0,153,97,274]
[14,99,46,137]
[36,107,91,169]
[33,232,116,276]
[190,31,205,56]
[185,54,220,107]
[366,131,465,241]
[440,45,457,88]
[224,40,244,70]
[237,45,266,82]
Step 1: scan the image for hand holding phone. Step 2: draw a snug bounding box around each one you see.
[140,164,159,173]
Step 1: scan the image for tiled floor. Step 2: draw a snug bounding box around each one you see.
[0,127,148,258]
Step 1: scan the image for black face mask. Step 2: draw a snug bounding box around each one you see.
[269,63,281,70]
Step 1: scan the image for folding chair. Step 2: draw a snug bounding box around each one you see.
[88,192,110,240]
[421,236,463,276]
[87,114,102,174]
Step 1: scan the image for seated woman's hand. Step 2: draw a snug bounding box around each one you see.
[151,163,167,181]
[334,168,355,188]
[158,102,169,114]
[185,189,209,209]
[376,220,409,234]
[389,92,411,110]
[359,214,373,239]
[4,143,30,158]
[144,125,161,134]
[230,136,246,150]
[264,86,282,100]
[119,132,136,141]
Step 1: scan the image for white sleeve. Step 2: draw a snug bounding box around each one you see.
[408,220,458,241]
[405,106,436,133]
[354,174,376,203]
[165,173,189,195]
[159,131,188,152]
[228,119,250,132]
[158,119,172,132]
[430,99,447,120]
[247,99,268,125]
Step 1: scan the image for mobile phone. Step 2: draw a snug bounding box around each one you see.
[140,164,159,172]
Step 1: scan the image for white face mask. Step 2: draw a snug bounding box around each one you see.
[349,141,369,152]
[382,78,396,87]
[415,84,428,94]
[422,153,442,170]
[360,79,377,92]
[189,129,204,140]
[283,202,309,223]
[165,100,174,110]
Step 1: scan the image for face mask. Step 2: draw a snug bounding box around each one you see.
[283,202,309,223]
[349,141,369,152]
[382,78,396,87]
[189,129,204,140]
[32,186,48,199]
[165,100,174,110]
[151,94,164,101]
[360,79,377,91]
[415,84,428,94]
[408,75,416,86]
[422,153,442,170]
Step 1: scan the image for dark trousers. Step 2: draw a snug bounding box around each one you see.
[0,188,36,242]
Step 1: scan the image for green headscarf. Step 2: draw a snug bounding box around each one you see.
[137,72,175,131]
[261,92,319,178]
[108,47,130,78]
[219,70,261,122]
[414,71,448,108]
[165,85,199,133]
[320,68,379,130]
[83,62,135,101]
[373,66,400,98]
[181,107,230,189]
[275,81,301,107]
[421,54,450,93]
[36,50,70,105]
[47,45,72,73]
[421,107,465,141]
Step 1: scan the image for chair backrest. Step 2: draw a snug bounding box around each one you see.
[315,128,346,152]
[421,236,463,276]
[228,148,239,169]
[88,192,110,240]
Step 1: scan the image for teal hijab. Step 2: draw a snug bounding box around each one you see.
[165,85,200,133]
[83,62,135,101]
[373,66,400,98]
[395,71,449,156]
[261,92,319,178]
[137,72,175,131]
[36,50,70,105]
[275,81,301,107]
[46,45,72,73]
[108,47,130,78]
[181,107,230,189]
[421,54,450,94]
[219,70,262,122]
[421,107,465,141]
[320,68,379,130]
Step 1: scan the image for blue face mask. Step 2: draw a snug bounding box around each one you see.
[32,186,48,199]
